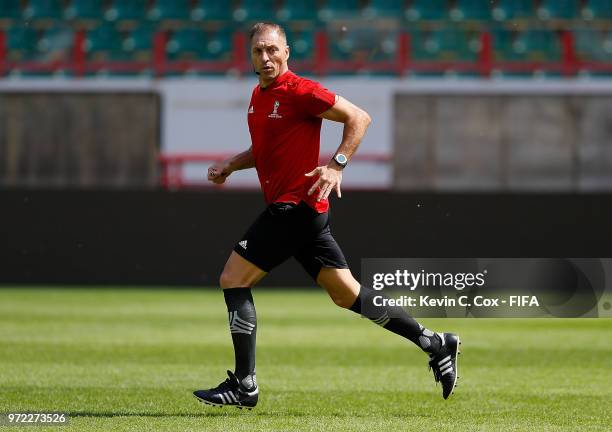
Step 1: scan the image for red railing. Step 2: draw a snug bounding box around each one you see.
[0,30,6,76]
[1,29,612,77]
[159,152,390,189]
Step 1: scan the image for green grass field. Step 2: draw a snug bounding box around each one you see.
[0,288,611,431]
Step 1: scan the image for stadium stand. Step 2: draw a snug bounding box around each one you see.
[492,0,533,21]
[449,0,493,22]
[148,0,191,22]
[582,0,612,20]
[0,0,22,23]
[362,0,404,19]
[64,0,105,22]
[105,0,147,24]
[190,0,234,22]
[85,24,122,60]
[406,0,448,21]
[0,0,611,77]
[536,0,581,21]
[277,0,318,21]
[22,0,64,22]
[6,26,39,61]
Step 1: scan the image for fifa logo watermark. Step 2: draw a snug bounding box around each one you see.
[268,100,282,118]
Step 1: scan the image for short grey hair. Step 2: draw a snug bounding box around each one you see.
[249,22,287,43]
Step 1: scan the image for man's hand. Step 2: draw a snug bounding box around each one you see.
[305,165,343,201]
[207,162,232,184]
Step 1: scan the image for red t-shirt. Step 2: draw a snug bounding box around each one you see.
[247,70,336,213]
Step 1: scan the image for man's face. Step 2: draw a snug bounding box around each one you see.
[251,29,289,84]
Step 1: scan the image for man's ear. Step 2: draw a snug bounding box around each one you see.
[285,45,290,61]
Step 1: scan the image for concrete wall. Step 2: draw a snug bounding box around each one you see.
[394,94,612,191]
[0,92,160,188]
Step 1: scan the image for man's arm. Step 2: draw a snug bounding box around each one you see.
[305,95,372,201]
[208,147,255,184]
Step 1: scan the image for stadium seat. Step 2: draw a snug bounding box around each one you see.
[573,28,595,61]
[37,25,74,57]
[574,29,612,62]
[6,26,39,60]
[234,0,277,22]
[518,30,561,61]
[598,30,612,61]
[105,0,147,23]
[492,0,532,21]
[166,27,232,61]
[319,0,361,22]
[286,28,315,61]
[166,28,204,60]
[0,0,23,21]
[64,0,105,21]
[85,24,124,59]
[6,26,70,75]
[202,28,232,60]
[362,0,405,18]
[122,25,154,59]
[191,0,233,21]
[328,27,357,61]
[450,0,492,21]
[148,0,190,21]
[537,0,580,20]
[582,0,612,20]
[277,0,318,21]
[328,27,400,62]
[493,29,561,62]
[367,29,399,61]
[410,28,480,61]
[406,0,448,21]
[23,0,64,21]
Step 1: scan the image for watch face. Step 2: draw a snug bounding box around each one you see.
[335,154,348,164]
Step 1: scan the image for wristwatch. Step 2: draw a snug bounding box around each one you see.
[332,153,348,169]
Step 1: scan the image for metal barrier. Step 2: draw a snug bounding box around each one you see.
[159,152,391,189]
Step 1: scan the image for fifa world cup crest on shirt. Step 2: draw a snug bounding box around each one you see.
[268,100,282,118]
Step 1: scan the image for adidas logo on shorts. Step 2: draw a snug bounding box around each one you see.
[239,240,248,249]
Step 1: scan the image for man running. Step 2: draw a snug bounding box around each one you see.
[193,22,460,409]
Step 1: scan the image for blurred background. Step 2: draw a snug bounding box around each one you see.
[1,0,612,286]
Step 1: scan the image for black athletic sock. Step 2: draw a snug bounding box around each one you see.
[349,285,441,353]
[223,288,257,384]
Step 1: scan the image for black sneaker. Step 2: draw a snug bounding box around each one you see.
[428,333,461,399]
[193,370,259,409]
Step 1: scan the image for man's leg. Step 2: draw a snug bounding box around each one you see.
[316,267,461,399]
[194,203,301,408]
[292,207,442,353]
[220,252,266,384]
[193,252,266,408]
[316,268,441,352]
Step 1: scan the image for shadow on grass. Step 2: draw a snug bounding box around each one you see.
[70,404,316,418]
[70,410,258,418]
[70,409,434,420]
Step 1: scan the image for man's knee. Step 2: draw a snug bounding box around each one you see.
[219,270,254,289]
[317,268,360,309]
[219,252,266,288]
[328,291,357,309]
[219,271,233,289]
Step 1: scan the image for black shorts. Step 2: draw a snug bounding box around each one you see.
[233,201,349,280]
